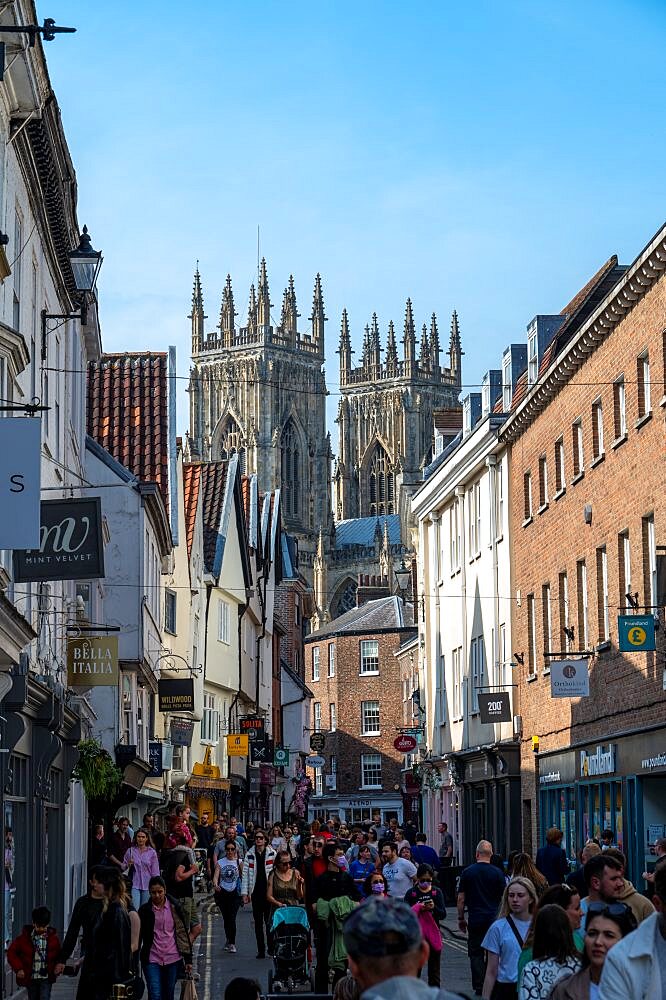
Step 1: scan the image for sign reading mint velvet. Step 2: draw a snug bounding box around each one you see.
[580,744,616,778]
[13,498,105,582]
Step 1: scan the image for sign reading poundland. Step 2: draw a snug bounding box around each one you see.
[580,744,616,778]
[158,678,195,713]
[67,636,119,686]
[13,498,105,582]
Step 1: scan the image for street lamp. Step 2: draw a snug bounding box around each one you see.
[394,559,411,604]
[41,226,102,359]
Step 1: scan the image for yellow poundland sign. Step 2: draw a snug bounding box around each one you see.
[226,733,249,757]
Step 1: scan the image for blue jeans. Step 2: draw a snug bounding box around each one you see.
[132,886,150,909]
[143,962,180,1000]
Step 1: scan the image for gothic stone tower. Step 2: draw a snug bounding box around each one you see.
[334,302,462,529]
[187,261,333,558]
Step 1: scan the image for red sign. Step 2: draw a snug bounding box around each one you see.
[393,734,417,752]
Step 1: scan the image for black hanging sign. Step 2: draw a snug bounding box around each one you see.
[170,718,195,746]
[13,498,105,582]
[158,678,195,713]
[147,742,163,776]
[478,692,512,725]
[250,739,273,765]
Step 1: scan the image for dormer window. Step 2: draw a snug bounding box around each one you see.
[528,325,538,385]
[502,357,512,411]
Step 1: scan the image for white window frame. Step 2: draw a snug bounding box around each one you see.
[573,420,584,477]
[121,672,135,746]
[598,547,610,642]
[314,768,323,796]
[614,375,627,439]
[359,639,379,675]
[361,700,380,736]
[328,643,336,677]
[136,685,149,760]
[539,454,549,508]
[528,327,538,386]
[560,572,570,652]
[527,594,537,678]
[542,583,552,669]
[452,646,463,720]
[638,352,651,417]
[620,531,632,610]
[555,437,565,492]
[313,702,322,732]
[360,753,382,789]
[329,702,337,732]
[592,398,604,459]
[646,515,657,608]
[470,638,484,713]
[312,646,320,681]
[524,471,533,521]
[502,357,512,411]
[218,599,230,644]
[496,460,504,538]
[578,560,589,649]
[202,692,219,744]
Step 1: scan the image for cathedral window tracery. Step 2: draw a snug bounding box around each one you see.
[218,416,246,472]
[368,443,395,516]
[281,418,301,520]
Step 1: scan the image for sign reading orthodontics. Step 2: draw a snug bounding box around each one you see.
[13,498,105,582]
[550,659,590,698]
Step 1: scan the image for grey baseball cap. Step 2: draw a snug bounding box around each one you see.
[343,896,422,957]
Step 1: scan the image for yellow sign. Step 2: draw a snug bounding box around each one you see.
[192,745,221,780]
[627,626,647,646]
[67,636,119,686]
[227,733,249,756]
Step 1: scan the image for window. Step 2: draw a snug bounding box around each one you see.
[164,590,177,634]
[618,531,632,611]
[452,646,463,719]
[328,644,336,677]
[361,700,380,735]
[559,572,570,652]
[502,357,512,411]
[368,442,395,516]
[314,768,323,796]
[329,703,337,732]
[218,415,246,469]
[281,418,301,519]
[361,753,382,788]
[613,376,626,439]
[136,686,149,760]
[528,326,538,385]
[313,702,321,732]
[470,638,484,712]
[121,673,134,745]
[496,460,504,537]
[592,399,604,460]
[360,639,379,674]
[202,693,219,743]
[13,209,22,331]
[312,647,320,681]
[527,594,537,677]
[450,499,461,572]
[218,599,230,643]
[76,583,92,622]
[294,594,301,626]
[638,352,651,419]
[555,438,565,493]
[467,481,481,556]
[577,560,589,649]
[596,547,610,642]
[643,515,657,609]
[499,623,507,688]
[572,420,584,477]
[542,583,552,663]
[475,481,481,554]
[523,471,533,521]
[329,755,337,789]
[538,455,548,508]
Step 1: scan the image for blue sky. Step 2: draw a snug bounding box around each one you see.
[45,1,665,434]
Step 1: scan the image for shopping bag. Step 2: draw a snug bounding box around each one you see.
[180,975,198,1000]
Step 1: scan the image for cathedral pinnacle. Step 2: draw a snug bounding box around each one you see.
[386,320,398,374]
[430,312,441,372]
[247,282,258,335]
[338,308,352,377]
[189,264,207,353]
[311,273,326,350]
[420,323,431,372]
[258,257,272,328]
[448,309,463,382]
[403,298,416,363]
[281,275,299,340]
[219,274,236,346]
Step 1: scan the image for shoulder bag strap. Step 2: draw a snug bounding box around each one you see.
[506,914,527,948]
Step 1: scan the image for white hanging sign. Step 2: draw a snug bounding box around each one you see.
[0,418,42,549]
[550,658,590,698]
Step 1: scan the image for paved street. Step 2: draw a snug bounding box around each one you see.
[49,894,475,999]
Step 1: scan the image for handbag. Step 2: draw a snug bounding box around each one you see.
[180,974,198,1000]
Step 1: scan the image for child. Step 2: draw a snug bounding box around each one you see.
[7,906,61,1000]
[224,978,260,1000]
[404,864,446,987]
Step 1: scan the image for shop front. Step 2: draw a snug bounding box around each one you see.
[538,723,666,886]
[450,742,522,867]
[309,793,403,826]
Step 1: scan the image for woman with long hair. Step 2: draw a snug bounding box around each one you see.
[482,876,538,999]
[90,869,133,1000]
[549,902,636,1000]
[404,864,447,988]
[266,849,304,913]
[139,876,194,1000]
[517,882,584,980]
[213,841,244,953]
[362,870,389,899]
[124,827,160,908]
[269,823,288,853]
[510,853,548,897]
[518,904,581,999]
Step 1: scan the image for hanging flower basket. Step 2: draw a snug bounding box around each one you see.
[72,738,123,802]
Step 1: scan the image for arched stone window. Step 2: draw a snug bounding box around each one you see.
[218,416,246,473]
[281,418,301,520]
[368,443,395,516]
[333,579,358,618]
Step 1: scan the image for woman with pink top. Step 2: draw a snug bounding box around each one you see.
[139,877,194,1000]
[124,827,160,908]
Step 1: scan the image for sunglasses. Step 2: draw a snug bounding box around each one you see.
[255,836,265,841]
[586,902,631,917]
[314,842,324,848]
[225,846,236,851]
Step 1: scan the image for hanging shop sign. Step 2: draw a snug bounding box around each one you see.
[13,498,105,582]
[618,615,656,653]
[147,742,163,777]
[67,635,118,687]
[226,733,249,757]
[240,716,265,742]
[580,744,616,778]
[260,764,275,786]
[309,732,326,753]
[274,747,290,767]
[393,734,418,752]
[158,678,195,713]
[170,718,195,746]
[550,659,590,699]
[250,739,273,765]
[478,692,512,724]
[0,417,41,550]
[305,755,326,768]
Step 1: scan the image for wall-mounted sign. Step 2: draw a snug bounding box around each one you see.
[240,716,265,742]
[170,718,195,747]
[309,732,326,753]
[250,739,273,765]
[260,764,275,786]
[158,678,195,713]
[550,659,590,699]
[274,747,290,767]
[0,418,41,549]
[393,734,418,752]
[67,636,118,687]
[227,733,249,757]
[147,742,163,777]
[618,615,656,652]
[13,498,105,582]
[478,692,512,724]
[580,744,616,778]
[305,755,325,768]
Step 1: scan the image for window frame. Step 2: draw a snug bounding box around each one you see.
[637,351,651,419]
[361,700,381,736]
[592,398,604,461]
[542,582,552,669]
[312,646,320,681]
[328,643,336,677]
[613,375,627,440]
[360,753,382,789]
[527,593,537,678]
[523,470,533,522]
[572,419,584,478]
[164,589,177,635]
[218,599,230,644]
[555,437,565,494]
[313,702,322,732]
[359,639,380,675]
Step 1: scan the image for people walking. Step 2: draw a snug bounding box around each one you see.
[412,833,441,874]
[124,828,160,909]
[550,899,637,999]
[439,823,454,865]
[510,854,548,898]
[267,850,304,913]
[598,863,664,999]
[139,876,195,1000]
[457,839,507,995]
[54,867,107,999]
[88,869,133,1000]
[162,832,199,930]
[213,841,243,953]
[240,829,276,959]
[7,906,61,1000]
[535,828,570,887]
[107,816,132,870]
[603,847,655,924]
[349,845,377,895]
[381,841,417,898]
[517,882,584,981]
[481,876,538,1000]
[404,865,446,987]
[518,904,581,999]
[311,842,361,991]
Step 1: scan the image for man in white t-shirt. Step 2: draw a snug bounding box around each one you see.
[381,842,417,898]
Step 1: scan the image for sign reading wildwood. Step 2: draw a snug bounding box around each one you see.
[158,677,195,713]
[67,636,119,687]
[13,498,105,582]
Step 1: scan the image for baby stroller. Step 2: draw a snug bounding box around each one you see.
[192,848,209,894]
[267,906,314,994]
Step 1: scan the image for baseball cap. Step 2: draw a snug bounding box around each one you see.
[343,896,422,957]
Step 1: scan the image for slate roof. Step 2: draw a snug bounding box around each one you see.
[306,596,415,641]
[182,463,201,560]
[87,352,169,510]
[198,462,229,574]
[335,514,401,549]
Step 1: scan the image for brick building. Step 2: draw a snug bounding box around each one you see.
[303,596,416,825]
[502,224,666,882]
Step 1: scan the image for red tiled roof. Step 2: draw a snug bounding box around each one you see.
[559,255,617,318]
[510,370,528,410]
[198,462,229,573]
[87,352,169,509]
[183,463,201,561]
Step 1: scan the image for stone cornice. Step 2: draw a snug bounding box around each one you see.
[501,225,666,443]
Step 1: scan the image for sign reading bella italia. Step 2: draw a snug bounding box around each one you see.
[67,636,118,687]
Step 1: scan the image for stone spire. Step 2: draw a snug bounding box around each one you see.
[247,283,258,337]
[189,264,206,354]
[403,298,416,367]
[313,525,329,628]
[430,312,441,375]
[386,320,398,375]
[420,323,430,373]
[281,274,299,343]
[219,274,236,347]
[338,308,352,382]
[258,258,271,328]
[448,309,463,383]
[369,312,381,372]
[362,324,371,370]
[311,273,326,351]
